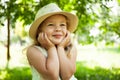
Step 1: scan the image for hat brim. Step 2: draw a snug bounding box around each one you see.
[29,11,78,40]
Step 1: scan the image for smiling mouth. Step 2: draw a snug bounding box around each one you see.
[53,35,62,39]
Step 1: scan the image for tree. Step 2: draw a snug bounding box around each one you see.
[0,0,120,68]
[0,0,37,68]
[73,0,120,45]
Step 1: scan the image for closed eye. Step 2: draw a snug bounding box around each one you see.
[47,23,54,26]
[60,23,67,26]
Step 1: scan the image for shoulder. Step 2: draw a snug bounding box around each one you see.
[26,46,43,59]
[26,46,46,65]
[27,45,43,53]
[27,46,37,54]
[27,46,37,58]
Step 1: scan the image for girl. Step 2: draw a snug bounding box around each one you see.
[27,3,78,80]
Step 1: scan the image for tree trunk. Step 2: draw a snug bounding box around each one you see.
[6,17,10,68]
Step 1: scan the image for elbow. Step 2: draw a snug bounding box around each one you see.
[52,75,59,80]
[62,67,76,80]
[61,73,73,80]
[51,72,59,80]
[71,63,77,74]
[69,65,76,75]
[73,65,76,73]
[43,72,59,80]
[48,70,59,80]
[50,74,59,80]
[61,71,74,80]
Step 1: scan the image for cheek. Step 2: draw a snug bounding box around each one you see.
[63,29,67,36]
[43,28,52,34]
[44,30,52,37]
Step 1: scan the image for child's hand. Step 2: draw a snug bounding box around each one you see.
[37,32,55,50]
[58,31,71,48]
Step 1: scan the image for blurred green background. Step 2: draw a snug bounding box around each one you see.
[0,0,120,80]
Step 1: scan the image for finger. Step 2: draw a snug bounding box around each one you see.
[39,32,44,42]
[37,33,41,41]
[65,31,71,45]
[44,33,51,43]
[65,31,70,41]
[44,33,47,40]
[67,31,70,37]
[42,32,44,40]
[39,32,43,40]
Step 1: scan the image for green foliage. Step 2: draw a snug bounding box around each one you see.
[0,0,120,45]
[75,62,120,80]
[0,63,120,80]
[118,0,120,4]
[109,21,120,37]
[73,0,118,45]
[0,67,32,80]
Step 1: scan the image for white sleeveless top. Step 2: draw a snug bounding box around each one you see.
[31,46,77,80]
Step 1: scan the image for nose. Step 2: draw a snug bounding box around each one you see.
[55,25,61,31]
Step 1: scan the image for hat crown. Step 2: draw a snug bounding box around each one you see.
[35,3,62,20]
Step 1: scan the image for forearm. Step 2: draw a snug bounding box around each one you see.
[46,47,59,79]
[57,46,75,80]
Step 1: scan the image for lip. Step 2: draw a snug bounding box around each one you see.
[53,34,62,39]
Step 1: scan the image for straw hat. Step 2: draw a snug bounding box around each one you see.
[29,3,78,40]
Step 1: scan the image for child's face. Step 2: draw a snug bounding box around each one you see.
[40,14,67,45]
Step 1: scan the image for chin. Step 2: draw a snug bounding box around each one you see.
[54,42,61,45]
[51,39,63,45]
[53,41,61,45]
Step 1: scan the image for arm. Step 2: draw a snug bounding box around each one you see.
[57,45,77,80]
[57,31,77,80]
[27,33,59,80]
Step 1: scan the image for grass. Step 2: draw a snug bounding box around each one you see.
[0,67,31,80]
[75,62,120,80]
[0,62,120,80]
[0,44,120,80]
[74,45,120,80]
